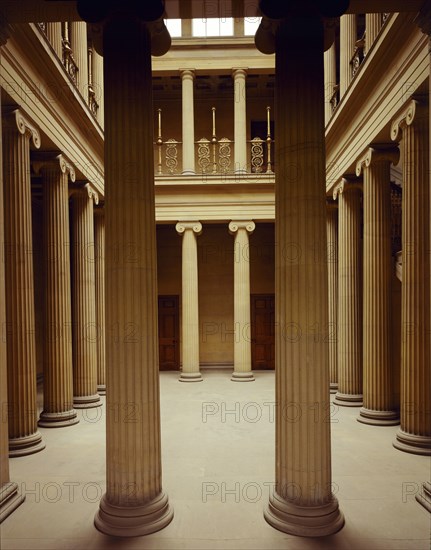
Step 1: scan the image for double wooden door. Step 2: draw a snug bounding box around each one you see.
[251,294,275,370]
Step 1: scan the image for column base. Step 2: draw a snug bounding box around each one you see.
[38,408,79,428]
[9,432,45,457]
[231,371,255,382]
[0,482,25,524]
[357,407,399,426]
[264,490,344,537]
[416,482,431,513]
[181,169,196,176]
[94,491,174,537]
[393,429,431,456]
[334,392,363,407]
[179,372,203,382]
[73,393,103,409]
[98,384,106,395]
[330,382,338,394]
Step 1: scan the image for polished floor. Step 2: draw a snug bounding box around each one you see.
[1,369,430,549]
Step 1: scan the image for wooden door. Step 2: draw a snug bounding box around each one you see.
[158,295,180,371]
[251,294,275,370]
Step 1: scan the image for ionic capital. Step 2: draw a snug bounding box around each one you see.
[3,109,41,148]
[179,69,195,81]
[332,177,362,199]
[391,100,428,141]
[176,221,202,236]
[32,152,76,182]
[232,68,248,79]
[71,183,99,205]
[229,221,255,235]
[356,147,400,176]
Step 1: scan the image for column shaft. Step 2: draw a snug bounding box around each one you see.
[70,21,89,102]
[38,156,78,427]
[335,183,363,406]
[357,149,399,425]
[365,14,381,54]
[229,221,255,381]
[264,16,343,537]
[339,14,356,97]
[71,186,101,408]
[233,68,247,173]
[0,55,25,520]
[92,48,104,128]
[391,101,431,455]
[326,203,338,393]
[46,22,63,59]
[94,15,173,536]
[324,43,336,125]
[176,222,202,381]
[94,208,106,394]
[3,110,45,456]
[180,70,195,174]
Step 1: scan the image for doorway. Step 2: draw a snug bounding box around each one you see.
[251,294,275,370]
[158,295,180,370]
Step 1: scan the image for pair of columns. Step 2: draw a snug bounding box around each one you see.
[332,100,430,454]
[175,220,255,382]
[180,68,248,174]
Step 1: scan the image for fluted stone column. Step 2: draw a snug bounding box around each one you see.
[180,69,195,174]
[70,21,89,102]
[324,43,336,125]
[176,222,202,382]
[326,200,338,394]
[0,28,25,519]
[391,100,431,455]
[258,10,344,537]
[339,14,356,97]
[36,154,79,427]
[229,221,255,381]
[365,14,381,54]
[45,22,62,59]
[334,179,363,407]
[94,207,106,395]
[92,10,173,536]
[356,147,400,426]
[71,184,101,409]
[3,109,45,456]
[232,68,247,173]
[93,48,104,128]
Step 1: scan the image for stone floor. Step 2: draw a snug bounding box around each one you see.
[1,369,430,549]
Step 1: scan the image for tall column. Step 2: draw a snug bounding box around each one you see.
[36,154,79,427]
[365,14,381,54]
[94,207,106,395]
[180,69,195,174]
[71,184,101,409]
[257,7,344,536]
[326,200,338,394]
[229,221,255,382]
[46,23,63,59]
[175,222,202,382]
[356,147,400,426]
[92,48,104,128]
[3,109,45,456]
[334,179,363,407]
[324,43,336,125]
[232,68,248,173]
[0,27,25,520]
[391,100,431,455]
[70,21,89,102]
[89,7,173,536]
[339,14,356,97]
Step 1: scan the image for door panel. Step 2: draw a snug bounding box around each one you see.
[251,294,275,370]
[158,295,180,371]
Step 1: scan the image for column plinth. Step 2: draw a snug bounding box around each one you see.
[258,13,344,537]
[34,154,79,428]
[334,180,363,408]
[93,12,173,536]
[71,184,101,409]
[3,109,45,456]
[180,69,195,174]
[391,101,431,455]
[176,221,203,382]
[229,220,255,382]
[326,201,338,394]
[94,207,106,395]
[232,68,248,173]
